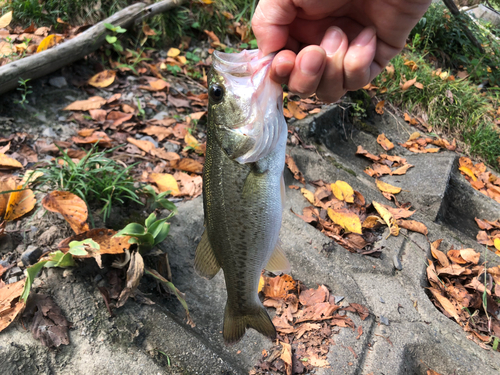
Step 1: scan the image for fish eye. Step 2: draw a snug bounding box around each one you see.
[209,84,224,103]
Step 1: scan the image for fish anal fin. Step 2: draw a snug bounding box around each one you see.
[223,303,276,345]
[264,240,290,274]
[194,230,221,279]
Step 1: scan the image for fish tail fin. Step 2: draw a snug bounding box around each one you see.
[223,303,276,345]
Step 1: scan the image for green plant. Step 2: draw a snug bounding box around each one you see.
[14,78,32,108]
[136,97,145,119]
[115,212,174,253]
[35,143,141,223]
[117,48,152,75]
[141,185,177,212]
[104,22,127,53]
[166,64,181,76]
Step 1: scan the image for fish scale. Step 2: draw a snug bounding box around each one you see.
[194,50,290,344]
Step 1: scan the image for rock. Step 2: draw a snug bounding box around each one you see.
[153,111,169,120]
[380,316,390,326]
[10,266,22,277]
[0,260,9,267]
[38,225,61,246]
[149,99,161,107]
[49,76,67,88]
[36,113,47,123]
[0,234,15,254]
[139,136,158,148]
[7,276,18,284]
[21,245,43,266]
[163,141,180,153]
[41,127,57,138]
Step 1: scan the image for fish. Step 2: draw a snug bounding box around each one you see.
[194,49,290,345]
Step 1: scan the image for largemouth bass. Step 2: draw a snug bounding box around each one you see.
[194,50,290,344]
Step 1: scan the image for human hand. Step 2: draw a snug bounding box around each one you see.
[252,0,432,102]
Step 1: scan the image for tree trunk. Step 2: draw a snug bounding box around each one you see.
[0,0,184,96]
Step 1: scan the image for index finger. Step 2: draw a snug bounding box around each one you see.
[252,0,298,55]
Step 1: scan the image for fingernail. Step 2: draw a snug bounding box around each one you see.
[321,27,342,56]
[299,48,325,76]
[354,27,376,47]
[275,57,294,78]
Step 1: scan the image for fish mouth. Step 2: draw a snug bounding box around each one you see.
[212,50,274,77]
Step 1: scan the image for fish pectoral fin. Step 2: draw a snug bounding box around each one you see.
[223,303,276,345]
[215,126,255,160]
[264,239,291,274]
[194,230,221,279]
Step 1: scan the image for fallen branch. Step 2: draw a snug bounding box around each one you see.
[0,0,185,96]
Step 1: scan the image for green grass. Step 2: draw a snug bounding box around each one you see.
[34,144,142,223]
[372,52,500,169]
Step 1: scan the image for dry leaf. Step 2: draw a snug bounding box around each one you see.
[63,96,107,111]
[142,125,173,141]
[331,180,355,203]
[88,70,116,88]
[372,201,399,236]
[0,279,26,333]
[72,131,112,147]
[287,101,307,120]
[0,178,17,217]
[261,274,296,300]
[402,77,417,91]
[127,137,155,153]
[376,180,401,194]
[327,208,362,234]
[117,251,144,308]
[170,158,203,174]
[37,34,63,52]
[397,219,428,235]
[375,100,385,115]
[148,173,180,195]
[42,191,89,234]
[376,134,394,151]
[301,188,315,204]
[4,186,36,221]
[285,155,305,184]
[167,47,180,57]
[59,228,131,255]
[0,153,23,169]
[150,148,180,161]
[428,288,459,322]
[0,11,13,29]
[356,145,380,162]
[392,164,414,175]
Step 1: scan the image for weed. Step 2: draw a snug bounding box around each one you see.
[13,78,32,108]
[104,22,127,54]
[141,185,177,213]
[35,143,141,223]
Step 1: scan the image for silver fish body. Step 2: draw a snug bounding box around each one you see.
[194,50,290,344]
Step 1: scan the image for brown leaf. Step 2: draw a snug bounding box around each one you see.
[402,77,417,91]
[349,303,370,320]
[426,259,440,288]
[88,70,116,88]
[4,186,36,221]
[396,219,428,235]
[376,134,394,151]
[428,287,459,322]
[392,164,414,175]
[63,96,107,111]
[430,239,449,267]
[23,293,70,347]
[42,191,89,234]
[59,228,131,255]
[72,131,112,147]
[459,249,480,264]
[375,100,385,115]
[148,173,180,195]
[285,155,305,184]
[447,249,468,265]
[142,125,173,141]
[127,137,155,153]
[142,24,156,36]
[299,285,329,306]
[170,158,203,174]
[117,251,144,308]
[287,101,307,120]
[107,111,133,127]
[0,177,17,217]
[261,274,297,300]
[0,154,23,169]
[356,145,380,162]
[150,148,180,161]
[0,279,26,333]
[139,79,169,91]
[280,342,292,375]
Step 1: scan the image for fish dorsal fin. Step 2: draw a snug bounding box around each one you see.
[194,230,221,279]
[264,239,290,274]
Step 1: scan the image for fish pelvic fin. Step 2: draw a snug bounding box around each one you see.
[223,303,276,345]
[194,230,221,279]
[265,239,291,274]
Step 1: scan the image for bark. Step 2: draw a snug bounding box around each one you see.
[0,0,185,96]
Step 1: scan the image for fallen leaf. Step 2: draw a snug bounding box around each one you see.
[460,249,480,264]
[88,70,116,88]
[142,24,156,36]
[42,191,89,234]
[402,77,417,91]
[127,137,155,153]
[170,158,203,174]
[300,188,315,204]
[376,180,401,194]
[142,125,173,141]
[58,228,131,255]
[376,134,394,151]
[63,96,107,111]
[414,82,424,89]
[4,186,36,221]
[392,164,414,175]
[372,201,399,236]
[287,101,307,119]
[428,288,459,322]
[0,154,23,169]
[459,166,477,181]
[184,133,204,153]
[72,131,112,147]
[261,274,297,300]
[117,251,144,307]
[140,79,169,91]
[150,148,180,161]
[167,47,180,57]
[280,342,293,374]
[0,279,25,333]
[23,293,70,347]
[331,180,355,203]
[36,34,63,52]
[0,11,12,29]
[355,145,380,162]
[327,208,362,234]
[148,173,180,195]
[285,155,305,184]
[397,219,428,235]
[375,100,385,115]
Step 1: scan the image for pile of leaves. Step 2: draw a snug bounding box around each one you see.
[476,218,500,257]
[427,241,500,351]
[286,156,427,255]
[399,131,457,154]
[459,157,500,204]
[250,273,369,374]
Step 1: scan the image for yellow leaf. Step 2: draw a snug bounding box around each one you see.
[20,170,44,186]
[258,274,265,293]
[0,177,16,217]
[88,70,116,88]
[408,132,420,141]
[327,208,362,234]
[176,55,187,65]
[376,133,394,151]
[375,100,385,115]
[167,47,180,57]
[36,34,63,53]
[376,179,402,194]
[201,0,213,3]
[300,188,315,204]
[459,166,477,181]
[0,11,12,29]
[4,185,36,221]
[184,133,202,152]
[149,173,180,195]
[0,153,22,169]
[495,238,500,251]
[402,77,417,91]
[414,82,424,89]
[439,71,449,80]
[372,201,399,237]
[331,181,354,203]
